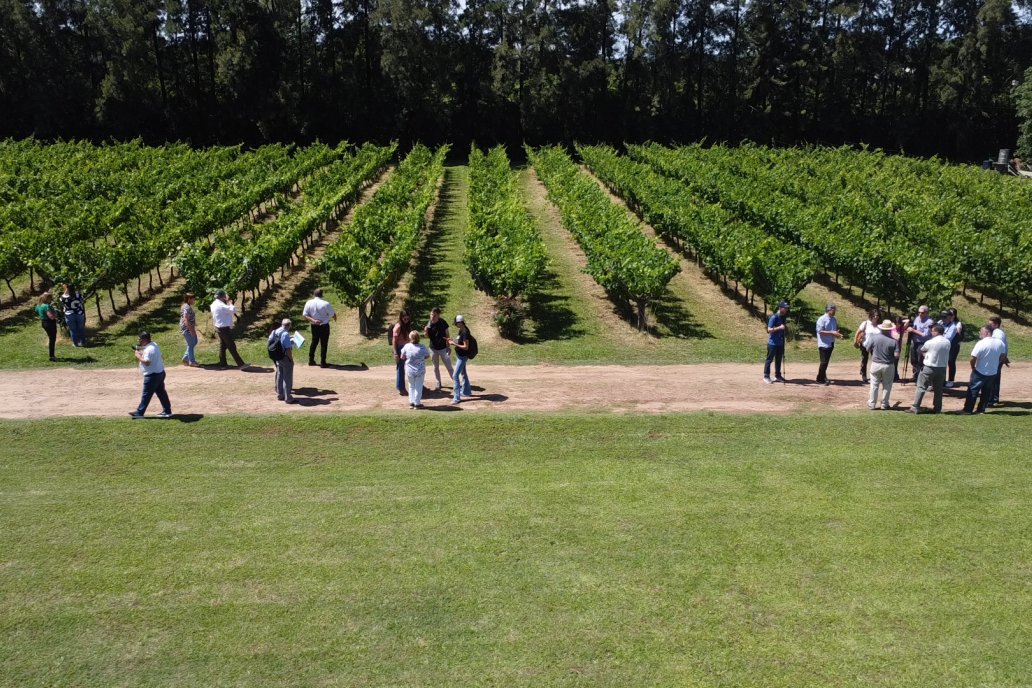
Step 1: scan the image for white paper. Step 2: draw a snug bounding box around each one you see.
[292,331,305,350]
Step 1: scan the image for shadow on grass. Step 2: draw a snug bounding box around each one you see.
[171,413,204,423]
[89,289,186,347]
[648,288,712,339]
[522,266,581,343]
[957,290,1031,327]
[0,310,35,336]
[403,167,463,323]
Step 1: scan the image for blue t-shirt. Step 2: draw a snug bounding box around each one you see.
[767,313,787,346]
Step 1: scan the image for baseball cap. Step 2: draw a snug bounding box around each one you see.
[777,301,790,309]
[826,303,836,310]
[215,289,227,299]
[454,314,465,324]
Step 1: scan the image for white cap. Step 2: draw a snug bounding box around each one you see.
[454,314,464,324]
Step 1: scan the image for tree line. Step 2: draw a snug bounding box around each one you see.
[2,0,1032,160]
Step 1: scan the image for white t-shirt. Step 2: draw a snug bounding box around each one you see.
[992,328,1008,354]
[400,343,429,375]
[970,337,1006,376]
[920,335,951,368]
[303,297,336,325]
[210,299,236,328]
[138,342,165,375]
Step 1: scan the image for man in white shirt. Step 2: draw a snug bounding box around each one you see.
[907,324,951,414]
[129,331,172,419]
[210,290,247,368]
[962,325,1009,414]
[988,316,1008,405]
[906,305,934,382]
[302,288,336,367]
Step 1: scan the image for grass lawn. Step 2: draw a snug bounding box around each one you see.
[1,413,1029,687]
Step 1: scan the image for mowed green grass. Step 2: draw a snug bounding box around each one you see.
[1,413,1029,687]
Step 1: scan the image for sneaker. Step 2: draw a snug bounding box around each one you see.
[157,411,173,419]
[763,377,772,384]
[450,399,461,405]
[905,407,919,414]
[128,412,144,419]
[276,396,285,401]
[238,363,250,370]
[868,404,876,410]
[944,381,955,388]
[415,404,424,409]
[775,376,786,383]
[49,356,56,362]
[880,405,891,411]
[308,361,316,366]
[822,380,832,386]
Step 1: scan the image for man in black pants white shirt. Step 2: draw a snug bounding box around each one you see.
[302,288,336,367]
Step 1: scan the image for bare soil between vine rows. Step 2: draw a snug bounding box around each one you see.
[1,361,1028,419]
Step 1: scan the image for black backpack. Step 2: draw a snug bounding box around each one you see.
[267,331,285,361]
[466,332,478,360]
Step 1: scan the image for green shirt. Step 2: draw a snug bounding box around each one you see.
[35,304,55,322]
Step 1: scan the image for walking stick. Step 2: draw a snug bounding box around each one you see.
[901,337,911,386]
[782,321,789,382]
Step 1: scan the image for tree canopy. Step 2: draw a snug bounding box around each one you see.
[1,0,1030,159]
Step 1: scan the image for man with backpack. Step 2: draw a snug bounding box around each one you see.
[268,318,295,403]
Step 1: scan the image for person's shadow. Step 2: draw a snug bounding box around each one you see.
[292,387,337,407]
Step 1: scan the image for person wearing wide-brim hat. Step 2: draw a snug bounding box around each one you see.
[865,319,899,410]
[763,301,790,384]
[815,303,843,385]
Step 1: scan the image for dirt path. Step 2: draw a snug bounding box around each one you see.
[1,362,1028,419]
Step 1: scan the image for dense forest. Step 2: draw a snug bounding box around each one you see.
[2,0,1032,160]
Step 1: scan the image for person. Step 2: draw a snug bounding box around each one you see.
[34,292,59,361]
[59,283,88,347]
[424,307,454,391]
[129,331,172,419]
[448,315,474,404]
[391,310,414,396]
[988,316,1008,405]
[905,305,934,382]
[865,319,898,410]
[269,318,295,403]
[892,315,908,382]
[907,324,951,414]
[855,307,882,383]
[962,325,1008,414]
[210,289,248,368]
[815,304,842,385]
[179,293,199,367]
[302,288,336,367]
[400,330,431,409]
[941,308,962,388]
[763,301,789,384]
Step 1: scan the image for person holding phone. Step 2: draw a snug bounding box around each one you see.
[129,331,172,419]
[210,289,248,369]
[34,292,59,361]
[447,315,474,405]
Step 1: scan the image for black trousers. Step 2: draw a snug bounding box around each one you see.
[817,345,834,382]
[41,319,57,358]
[859,347,869,379]
[310,323,330,364]
[947,340,961,382]
[910,341,924,381]
[216,327,245,366]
